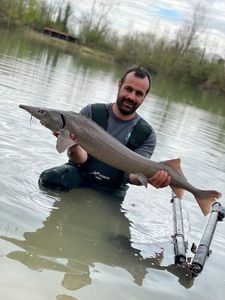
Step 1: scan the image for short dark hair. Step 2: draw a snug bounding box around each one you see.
[120,65,152,95]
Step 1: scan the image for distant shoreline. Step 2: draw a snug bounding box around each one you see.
[22,28,114,62]
[9,28,225,97]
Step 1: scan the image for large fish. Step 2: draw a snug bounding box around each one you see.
[19,104,222,215]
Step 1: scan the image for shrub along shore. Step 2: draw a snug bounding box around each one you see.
[1,0,225,96]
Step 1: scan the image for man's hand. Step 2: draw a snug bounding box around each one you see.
[70,133,78,143]
[52,131,60,138]
[52,131,78,142]
[129,170,171,188]
[148,170,171,189]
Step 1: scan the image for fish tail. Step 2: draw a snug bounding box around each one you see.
[162,158,222,216]
[195,190,222,216]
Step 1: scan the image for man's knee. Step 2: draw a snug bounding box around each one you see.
[39,166,67,190]
[39,164,84,191]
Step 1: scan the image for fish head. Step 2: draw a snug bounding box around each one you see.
[19,104,65,131]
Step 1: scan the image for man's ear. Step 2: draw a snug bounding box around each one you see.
[118,80,122,89]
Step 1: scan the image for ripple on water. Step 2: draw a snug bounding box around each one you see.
[122,186,191,262]
[26,189,60,211]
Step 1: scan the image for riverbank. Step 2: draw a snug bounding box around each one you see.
[22,29,114,62]
[16,28,225,98]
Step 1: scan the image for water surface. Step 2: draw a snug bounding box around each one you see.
[0,30,225,300]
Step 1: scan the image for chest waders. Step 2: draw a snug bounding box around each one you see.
[81,103,152,188]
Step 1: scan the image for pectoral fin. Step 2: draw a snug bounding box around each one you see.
[170,185,185,199]
[162,158,186,178]
[56,130,76,153]
[136,173,148,188]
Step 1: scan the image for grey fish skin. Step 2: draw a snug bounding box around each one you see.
[19,104,222,215]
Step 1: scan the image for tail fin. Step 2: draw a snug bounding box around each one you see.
[195,190,222,216]
[160,158,222,215]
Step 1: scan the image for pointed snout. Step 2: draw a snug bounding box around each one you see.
[19,104,44,120]
[19,104,65,131]
[19,104,33,110]
[19,104,38,114]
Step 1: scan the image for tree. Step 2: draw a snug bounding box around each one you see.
[174,2,208,55]
[53,1,73,32]
[78,0,118,45]
[62,2,72,32]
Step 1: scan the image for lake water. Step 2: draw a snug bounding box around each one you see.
[0,29,225,300]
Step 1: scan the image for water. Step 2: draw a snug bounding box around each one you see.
[0,29,225,300]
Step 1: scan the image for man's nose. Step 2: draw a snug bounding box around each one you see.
[128,90,136,100]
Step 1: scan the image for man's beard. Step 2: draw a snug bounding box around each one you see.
[116,96,140,115]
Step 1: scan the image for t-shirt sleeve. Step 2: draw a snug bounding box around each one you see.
[79,104,92,119]
[134,128,156,159]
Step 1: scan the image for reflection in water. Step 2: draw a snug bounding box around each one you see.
[1,188,193,293]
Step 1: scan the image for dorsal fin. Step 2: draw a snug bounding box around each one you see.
[162,158,186,178]
[161,158,185,199]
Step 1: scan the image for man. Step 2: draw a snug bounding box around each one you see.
[39,65,171,194]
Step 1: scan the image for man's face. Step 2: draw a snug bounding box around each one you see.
[116,71,150,115]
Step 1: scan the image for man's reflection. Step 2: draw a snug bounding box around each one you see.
[2,188,193,291]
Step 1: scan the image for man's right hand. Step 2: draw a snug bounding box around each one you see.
[70,133,78,143]
[52,131,60,138]
[52,131,78,142]
[148,170,171,188]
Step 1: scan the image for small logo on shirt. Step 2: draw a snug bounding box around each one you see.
[89,171,110,181]
[125,132,131,142]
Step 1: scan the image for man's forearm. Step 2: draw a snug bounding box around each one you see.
[67,144,88,165]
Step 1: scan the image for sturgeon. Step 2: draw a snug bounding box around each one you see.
[19,104,222,215]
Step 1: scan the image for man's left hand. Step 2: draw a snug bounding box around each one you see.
[148,170,171,189]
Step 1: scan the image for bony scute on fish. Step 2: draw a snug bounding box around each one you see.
[19,104,222,215]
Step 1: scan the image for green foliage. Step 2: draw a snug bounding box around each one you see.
[79,24,118,53]
[0,0,72,32]
[114,32,225,94]
[77,0,118,53]
[202,59,225,93]
[53,2,72,33]
[0,0,224,94]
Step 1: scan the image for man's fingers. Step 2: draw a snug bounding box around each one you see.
[70,133,78,141]
[161,174,171,187]
[52,132,78,143]
[148,170,171,189]
[52,131,60,137]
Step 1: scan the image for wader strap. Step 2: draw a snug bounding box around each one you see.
[127,118,152,150]
[91,103,109,130]
[91,103,152,149]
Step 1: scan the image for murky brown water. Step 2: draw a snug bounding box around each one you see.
[0,29,225,300]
